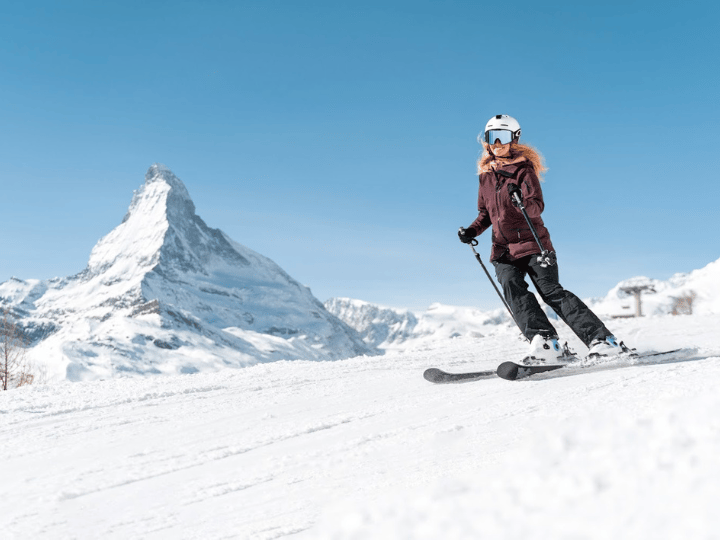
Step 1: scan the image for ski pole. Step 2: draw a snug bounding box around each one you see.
[509,190,556,268]
[468,239,526,340]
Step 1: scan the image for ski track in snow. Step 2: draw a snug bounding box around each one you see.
[2,315,720,539]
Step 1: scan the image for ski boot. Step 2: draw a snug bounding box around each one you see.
[587,335,632,359]
[522,335,563,365]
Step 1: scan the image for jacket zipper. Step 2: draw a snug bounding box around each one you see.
[492,169,512,247]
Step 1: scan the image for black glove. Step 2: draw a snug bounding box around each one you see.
[457,226,477,244]
[507,183,522,206]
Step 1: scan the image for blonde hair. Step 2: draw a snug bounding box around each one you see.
[477,142,548,180]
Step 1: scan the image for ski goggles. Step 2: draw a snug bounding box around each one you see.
[482,129,516,145]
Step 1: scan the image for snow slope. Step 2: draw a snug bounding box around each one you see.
[3,313,719,539]
[0,165,371,381]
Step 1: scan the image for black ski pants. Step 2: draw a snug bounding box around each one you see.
[493,253,611,346]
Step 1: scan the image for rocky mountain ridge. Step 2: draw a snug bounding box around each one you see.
[0,164,371,381]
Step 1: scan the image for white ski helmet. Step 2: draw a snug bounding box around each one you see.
[480,114,521,145]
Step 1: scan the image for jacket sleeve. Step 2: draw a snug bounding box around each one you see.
[470,179,492,234]
[517,166,545,218]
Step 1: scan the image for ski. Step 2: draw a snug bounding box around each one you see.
[424,349,688,383]
[423,367,497,384]
[496,361,568,380]
[496,348,685,381]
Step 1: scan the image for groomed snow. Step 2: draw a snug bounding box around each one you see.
[3,313,719,539]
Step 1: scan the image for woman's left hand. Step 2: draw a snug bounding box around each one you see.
[507,183,522,206]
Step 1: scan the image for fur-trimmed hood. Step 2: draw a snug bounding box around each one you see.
[477,142,548,180]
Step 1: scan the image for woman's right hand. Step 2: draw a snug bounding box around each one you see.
[457,227,477,244]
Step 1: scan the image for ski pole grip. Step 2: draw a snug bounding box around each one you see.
[512,192,524,208]
[537,250,557,267]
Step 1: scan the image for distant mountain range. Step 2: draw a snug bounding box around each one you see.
[324,298,512,351]
[0,164,371,381]
[326,257,720,351]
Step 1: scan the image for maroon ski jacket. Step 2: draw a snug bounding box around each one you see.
[469,159,554,262]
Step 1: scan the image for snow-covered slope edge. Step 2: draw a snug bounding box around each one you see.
[0,164,372,381]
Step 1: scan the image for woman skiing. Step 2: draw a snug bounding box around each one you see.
[458,114,625,362]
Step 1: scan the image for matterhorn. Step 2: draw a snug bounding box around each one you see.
[0,164,372,381]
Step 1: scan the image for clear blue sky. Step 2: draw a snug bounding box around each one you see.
[1,0,718,311]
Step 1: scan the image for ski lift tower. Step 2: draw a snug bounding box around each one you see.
[619,284,656,317]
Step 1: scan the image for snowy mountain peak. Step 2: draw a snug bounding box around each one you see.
[120,163,194,227]
[0,165,372,381]
[145,162,179,182]
[88,164,243,279]
[87,169,172,277]
[142,163,194,220]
